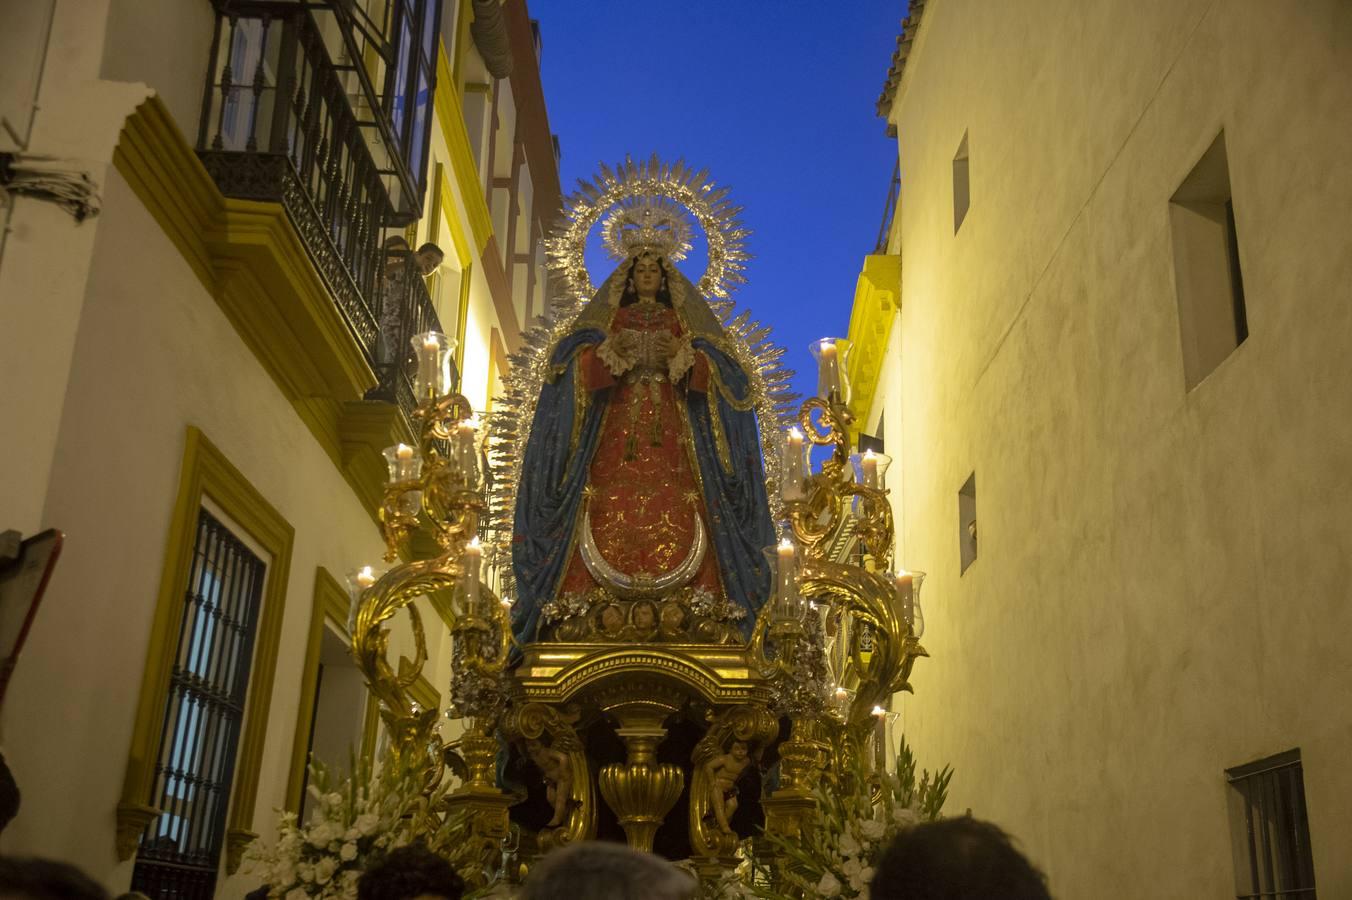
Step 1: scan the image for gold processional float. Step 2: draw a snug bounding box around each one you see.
[348,157,928,889]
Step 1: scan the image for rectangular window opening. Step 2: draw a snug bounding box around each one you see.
[953,130,970,234]
[1225,749,1317,900]
[1169,131,1248,390]
[958,472,977,574]
[130,507,267,900]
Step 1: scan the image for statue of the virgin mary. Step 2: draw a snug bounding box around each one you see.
[509,242,778,649]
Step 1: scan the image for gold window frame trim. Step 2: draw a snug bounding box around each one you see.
[284,567,381,813]
[116,426,295,875]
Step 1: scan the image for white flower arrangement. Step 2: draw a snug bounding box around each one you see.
[246,751,431,899]
[702,738,953,900]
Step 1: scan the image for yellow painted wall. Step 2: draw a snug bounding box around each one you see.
[877,1,1352,896]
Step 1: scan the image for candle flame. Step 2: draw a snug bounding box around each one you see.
[863,449,876,460]
[777,538,794,552]
[788,427,804,440]
[872,705,887,717]
[467,536,482,551]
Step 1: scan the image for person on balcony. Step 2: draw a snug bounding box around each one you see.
[377,238,444,366]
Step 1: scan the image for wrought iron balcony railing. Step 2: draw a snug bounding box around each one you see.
[368,247,457,428]
[196,0,448,438]
[197,2,395,369]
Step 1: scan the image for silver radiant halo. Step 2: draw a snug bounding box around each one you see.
[545,154,751,300]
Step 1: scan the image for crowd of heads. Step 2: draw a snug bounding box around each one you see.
[0,813,1049,900]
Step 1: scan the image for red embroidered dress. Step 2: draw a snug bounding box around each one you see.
[556,300,723,598]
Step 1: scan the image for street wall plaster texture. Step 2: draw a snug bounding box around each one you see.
[878,0,1352,896]
[0,0,148,533]
[1,168,431,900]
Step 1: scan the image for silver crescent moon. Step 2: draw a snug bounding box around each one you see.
[579,506,707,599]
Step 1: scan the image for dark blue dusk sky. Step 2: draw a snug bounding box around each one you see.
[533,2,907,401]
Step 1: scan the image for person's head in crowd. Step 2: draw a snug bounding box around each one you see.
[356,843,465,900]
[519,841,696,900]
[415,243,444,276]
[870,817,1052,900]
[0,856,109,900]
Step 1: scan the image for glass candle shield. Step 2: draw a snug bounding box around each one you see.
[781,427,810,502]
[809,337,853,405]
[411,331,457,401]
[459,537,484,617]
[849,450,892,518]
[872,706,902,773]
[894,569,927,638]
[452,419,480,486]
[763,540,804,622]
[849,450,892,491]
[382,443,424,516]
[346,565,381,633]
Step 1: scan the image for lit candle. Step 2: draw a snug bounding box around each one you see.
[782,427,806,501]
[861,449,878,488]
[817,340,840,400]
[896,570,915,629]
[347,565,378,632]
[873,705,888,772]
[392,443,416,484]
[419,335,441,396]
[776,538,798,615]
[464,536,482,612]
[456,419,478,481]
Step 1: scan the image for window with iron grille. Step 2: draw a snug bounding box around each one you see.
[130,508,267,900]
[1226,749,1318,900]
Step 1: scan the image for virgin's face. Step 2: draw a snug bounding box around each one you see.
[632,256,662,296]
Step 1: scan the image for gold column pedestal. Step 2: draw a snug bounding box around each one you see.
[598,716,685,852]
[762,715,829,842]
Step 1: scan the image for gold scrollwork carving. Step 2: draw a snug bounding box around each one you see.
[689,705,778,860]
[501,703,597,848]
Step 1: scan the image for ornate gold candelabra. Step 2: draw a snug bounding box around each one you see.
[348,332,512,882]
[752,338,929,850]
[341,265,930,891]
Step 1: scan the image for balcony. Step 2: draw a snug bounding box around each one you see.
[194,0,445,437]
[370,243,458,426]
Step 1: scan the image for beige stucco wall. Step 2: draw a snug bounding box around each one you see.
[0,163,428,898]
[0,0,148,534]
[880,0,1352,897]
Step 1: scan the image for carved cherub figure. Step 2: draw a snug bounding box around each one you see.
[525,737,574,828]
[632,600,657,636]
[704,739,752,835]
[598,603,625,637]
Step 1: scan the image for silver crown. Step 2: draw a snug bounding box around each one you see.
[601,197,693,262]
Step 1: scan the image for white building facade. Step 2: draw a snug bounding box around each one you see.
[857,1,1352,896]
